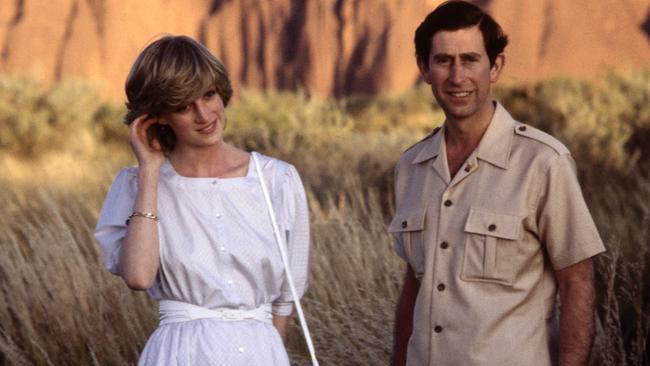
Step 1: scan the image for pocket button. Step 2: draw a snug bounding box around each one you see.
[488,224,497,232]
[401,220,408,228]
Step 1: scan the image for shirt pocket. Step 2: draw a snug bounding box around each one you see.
[461,207,522,286]
[388,207,427,277]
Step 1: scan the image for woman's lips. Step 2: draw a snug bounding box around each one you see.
[197,121,217,134]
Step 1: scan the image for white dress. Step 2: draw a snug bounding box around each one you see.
[95,152,310,365]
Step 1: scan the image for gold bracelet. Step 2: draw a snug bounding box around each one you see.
[127,211,159,224]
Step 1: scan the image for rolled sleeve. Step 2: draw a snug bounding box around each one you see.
[389,165,407,260]
[94,168,137,275]
[387,219,407,260]
[537,154,605,270]
[271,164,310,316]
[392,233,407,260]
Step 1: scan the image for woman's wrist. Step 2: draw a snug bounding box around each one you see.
[138,164,162,180]
[135,165,161,212]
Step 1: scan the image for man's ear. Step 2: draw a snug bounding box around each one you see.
[490,53,505,83]
[417,56,432,84]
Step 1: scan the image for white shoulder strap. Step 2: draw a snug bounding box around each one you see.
[251,152,319,366]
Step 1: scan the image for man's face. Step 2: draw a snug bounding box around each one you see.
[418,25,504,123]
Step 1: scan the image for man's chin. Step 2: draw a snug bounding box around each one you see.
[442,105,476,121]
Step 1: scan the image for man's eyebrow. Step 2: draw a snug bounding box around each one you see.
[460,52,482,59]
[432,53,452,59]
[432,51,483,59]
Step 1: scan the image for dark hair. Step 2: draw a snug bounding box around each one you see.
[123,35,233,151]
[415,0,508,68]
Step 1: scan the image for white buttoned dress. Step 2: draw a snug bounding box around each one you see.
[95,152,310,365]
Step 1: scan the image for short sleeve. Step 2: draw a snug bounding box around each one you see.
[392,233,407,260]
[270,164,310,316]
[537,154,605,270]
[389,165,407,260]
[94,168,138,275]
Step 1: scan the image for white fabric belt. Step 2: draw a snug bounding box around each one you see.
[159,299,273,326]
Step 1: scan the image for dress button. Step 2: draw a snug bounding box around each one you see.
[212,180,218,185]
[444,200,453,207]
[488,224,497,232]
[434,326,443,333]
[227,280,233,285]
[216,213,222,218]
[440,242,449,249]
[219,246,226,252]
[401,220,408,229]
[238,346,245,353]
[518,125,527,132]
[437,283,446,291]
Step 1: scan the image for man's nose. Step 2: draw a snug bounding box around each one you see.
[449,61,465,84]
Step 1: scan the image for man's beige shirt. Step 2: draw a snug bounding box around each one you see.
[389,102,605,366]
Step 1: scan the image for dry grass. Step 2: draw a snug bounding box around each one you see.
[0,72,649,365]
[0,154,404,366]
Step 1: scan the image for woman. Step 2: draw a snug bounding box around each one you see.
[94,35,310,365]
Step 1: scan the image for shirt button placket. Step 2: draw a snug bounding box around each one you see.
[433,190,454,353]
[212,180,228,286]
[214,181,223,219]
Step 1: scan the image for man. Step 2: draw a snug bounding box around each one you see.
[389,1,605,365]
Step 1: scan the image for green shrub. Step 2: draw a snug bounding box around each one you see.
[0,75,126,157]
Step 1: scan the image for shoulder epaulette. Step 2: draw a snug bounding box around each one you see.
[403,126,441,154]
[513,123,569,155]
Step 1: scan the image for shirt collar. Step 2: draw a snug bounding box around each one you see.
[412,125,445,165]
[411,102,515,169]
[475,102,515,169]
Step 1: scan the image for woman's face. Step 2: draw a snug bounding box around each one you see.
[160,87,226,150]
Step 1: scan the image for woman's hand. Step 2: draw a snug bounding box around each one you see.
[272,315,290,343]
[130,114,165,171]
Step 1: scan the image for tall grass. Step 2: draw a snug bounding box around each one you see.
[0,70,649,365]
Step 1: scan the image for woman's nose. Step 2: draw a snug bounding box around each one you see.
[195,101,211,123]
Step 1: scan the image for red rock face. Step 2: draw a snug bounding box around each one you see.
[0,0,648,99]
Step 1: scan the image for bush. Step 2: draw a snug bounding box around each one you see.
[0,75,125,157]
[0,70,649,365]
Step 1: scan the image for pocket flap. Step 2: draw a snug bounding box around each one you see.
[464,207,521,240]
[388,207,426,233]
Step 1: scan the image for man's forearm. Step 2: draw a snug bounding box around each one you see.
[393,265,419,366]
[557,259,596,366]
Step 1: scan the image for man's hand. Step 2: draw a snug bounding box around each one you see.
[392,265,420,366]
[556,258,596,366]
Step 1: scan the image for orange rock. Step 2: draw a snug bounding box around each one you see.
[0,0,648,100]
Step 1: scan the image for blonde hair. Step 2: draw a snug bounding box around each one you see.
[123,35,233,151]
